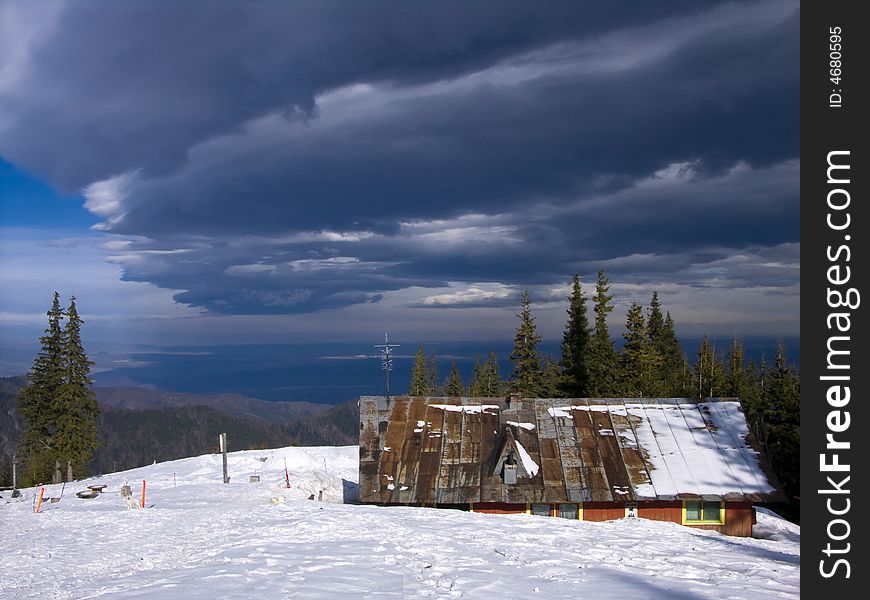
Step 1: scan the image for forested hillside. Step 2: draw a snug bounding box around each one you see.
[0,377,360,485]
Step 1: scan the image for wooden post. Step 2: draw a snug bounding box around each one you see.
[66,460,73,483]
[53,460,61,485]
[220,433,229,484]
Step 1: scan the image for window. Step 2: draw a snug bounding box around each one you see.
[531,503,551,517]
[683,500,724,524]
[558,503,579,520]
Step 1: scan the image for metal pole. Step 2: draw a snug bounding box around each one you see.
[220,433,229,484]
[374,333,399,397]
[11,453,17,491]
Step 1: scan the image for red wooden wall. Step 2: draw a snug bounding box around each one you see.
[466,501,756,536]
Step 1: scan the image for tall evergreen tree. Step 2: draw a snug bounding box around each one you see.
[660,312,690,396]
[619,303,660,397]
[426,351,440,395]
[764,342,800,501]
[742,358,764,441]
[585,270,618,397]
[17,292,66,484]
[694,336,725,397]
[559,274,590,397]
[725,337,746,397]
[444,361,464,397]
[469,351,503,397]
[642,292,667,396]
[53,296,100,478]
[509,291,543,396]
[540,354,562,398]
[646,292,666,350]
[409,346,430,395]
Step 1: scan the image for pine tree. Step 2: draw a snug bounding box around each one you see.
[509,291,543,397]
[559,274,590,397]
[426,352,440,395]
[444,361,465,397]
[540,354,562,398]
[725,337,745,397]
[694,336,725,397]
[409,346,430,395]
[585,270,618,397]
[764,342,800,501]
[743,359,764,441]
[470,351,503,397]
[661,312,690,396]
[17,292,66,484]
[53,296,100,478]
[643,292,667,396]
[646,292,665,349]
[619,303,660,397]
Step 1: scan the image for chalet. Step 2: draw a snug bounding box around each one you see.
[359,395,783,537]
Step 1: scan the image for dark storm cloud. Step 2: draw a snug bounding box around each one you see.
[0,0,800,318]
[0,0,703,190]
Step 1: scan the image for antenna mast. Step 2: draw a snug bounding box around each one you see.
[374,333,400,396]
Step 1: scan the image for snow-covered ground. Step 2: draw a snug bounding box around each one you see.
[0,446,799,599]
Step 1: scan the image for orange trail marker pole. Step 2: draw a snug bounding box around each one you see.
[35,487,45,513]
[141,480,146,509]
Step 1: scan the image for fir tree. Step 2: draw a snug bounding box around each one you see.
[53,296,100,478]
[763,342,800,501]
[509,291,543,397]
[585,270,618,397]
[444,361,464,397]
[619,302,660,397]
[540,354,562,398]
[725,337,746,397]
[426,352,440,395]
[661,312,690,396]
[409,346,430,395]
[559,274,590,397]
[469,351,503,397]
[17,292,66,484]
[694,336,725,397]
[646,292,666,350]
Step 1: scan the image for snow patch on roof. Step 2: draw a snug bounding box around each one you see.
[513,440,539,478]
[506,420,535,431]
[430,404,500,414]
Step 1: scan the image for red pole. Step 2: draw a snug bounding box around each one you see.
[141,480,146,509]
[35,487,45,513]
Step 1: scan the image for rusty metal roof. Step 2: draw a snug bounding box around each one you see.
[359,396,782,504]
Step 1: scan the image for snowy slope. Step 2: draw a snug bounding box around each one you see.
[0,446,799,599]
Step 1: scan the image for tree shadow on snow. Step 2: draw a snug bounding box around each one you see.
[692,530,799,566]
[596,567,713,600]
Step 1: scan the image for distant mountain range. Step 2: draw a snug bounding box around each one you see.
[0,376,359,485]
[93,386,326,422]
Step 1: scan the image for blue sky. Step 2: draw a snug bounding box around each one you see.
[0,0,799,356]
[0,159,98,228]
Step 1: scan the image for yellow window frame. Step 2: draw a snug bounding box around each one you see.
[681,500,725,525]
[525,502,584,520]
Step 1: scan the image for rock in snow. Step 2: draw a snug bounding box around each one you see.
[0,445,798,599]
